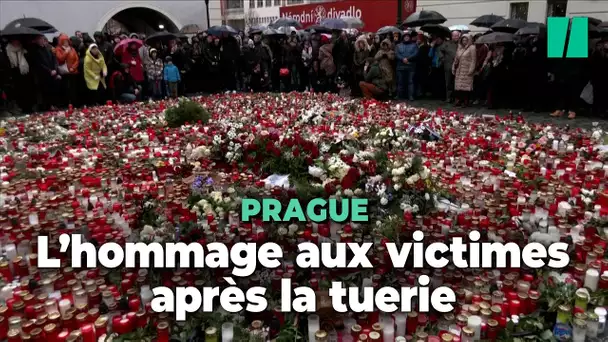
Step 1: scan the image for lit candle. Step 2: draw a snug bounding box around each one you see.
[222,322,234,342]
[467,315,482,341]
[394,313,406,337]
[585,268,600,291]
[383,324,395,342]
[58,298,71,316]
[308,314,320,342]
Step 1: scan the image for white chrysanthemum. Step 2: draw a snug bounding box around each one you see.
[354,189,363,196]
[344,189,354,197]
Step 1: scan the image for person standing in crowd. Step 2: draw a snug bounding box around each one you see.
[146,48,164,99]
[164,56,181,98]
[83,44,107,105]
[359,57,387,100]
[472,34,489,105]
[30,36,61,111]
[93,32,113,64]
[452,34,476,107]
[590,39,608,117]
[55,33,80,107]
[282,34,300,92]
[110,63,140,103]
[375,38,396,98]
[351,34,371,97]
[122,42,144,89]
[319,35,336,93]
[439,30,460,102]
[203,36,222,93]
[396,30,419,101]
[415,34,431,98]
[4,39,33,113]
[300,40,313,91]
[548,48,586,120]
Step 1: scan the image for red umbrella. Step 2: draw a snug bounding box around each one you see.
[113,38,143,55]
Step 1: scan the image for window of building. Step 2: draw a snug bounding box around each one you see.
[287,0,303,5]
[274,0,281,6]
[226,0,244,9]
[249,0,255,8]
[547,0,568,17]
[510,2,529,21]
[257,0,264,8]
[266,0,272,6]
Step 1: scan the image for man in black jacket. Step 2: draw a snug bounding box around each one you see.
[29,36,61,111]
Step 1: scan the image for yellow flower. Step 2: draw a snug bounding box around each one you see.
[0,128,5,136]
[351,131,359,139]
[156,161,166,167]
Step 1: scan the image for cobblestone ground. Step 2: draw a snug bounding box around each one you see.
[406,99,608,130]
[2,95,607,130]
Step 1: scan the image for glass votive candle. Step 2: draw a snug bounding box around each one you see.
[73,290,87,308]
[44,300,58,315]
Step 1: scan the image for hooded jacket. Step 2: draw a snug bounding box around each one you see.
[319,43,336,75]
[55,34,79,74]
[84,44,107,90]
[145,49,164,81]
[121,47,144,82]
[353,35,370,74]
[374,39,396,93]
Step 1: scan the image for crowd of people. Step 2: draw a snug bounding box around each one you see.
[1,26,607,119]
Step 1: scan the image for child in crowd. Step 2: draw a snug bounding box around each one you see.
[163,56,180,98]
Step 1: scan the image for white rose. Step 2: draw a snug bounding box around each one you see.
[344,189,354,197]
[354,189,363,196]
[406,174,420,185]
[380,197,388,206]
[394,183,402,191]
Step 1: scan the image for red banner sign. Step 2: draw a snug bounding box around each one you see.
[279,0,417,32]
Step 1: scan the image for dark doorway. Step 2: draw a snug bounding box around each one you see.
[103,7,179,36]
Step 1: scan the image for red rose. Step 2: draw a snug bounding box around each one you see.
[292,148,301,157]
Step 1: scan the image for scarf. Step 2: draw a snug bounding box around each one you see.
[6,43,29,75]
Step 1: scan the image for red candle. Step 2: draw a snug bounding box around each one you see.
[128,298,141,312]
[157,321,170,342]
[509,300,521,316]
[81,323,96,342]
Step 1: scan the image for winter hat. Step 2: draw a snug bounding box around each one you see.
[165,56,172,62]
[149,48,157,54]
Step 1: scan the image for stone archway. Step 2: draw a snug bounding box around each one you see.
[98,3,182,35]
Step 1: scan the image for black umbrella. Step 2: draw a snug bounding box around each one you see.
[515,22,546,36]
[599,22,608,28]
[146,31,177,44]
[475,31,514,44]
[377,26,403,35]
[269,18,302,29]
[207,25,238,36]
[0,25,43,39]
[180,24,201,34]
[470,14,504,28]
[587,17,603,27]
[248,25,266,35]
[4,17,56,34]
[262,28,284,37]
[403,10,447,27]
[420,24,450,37]
[491,18,527,33]
[305,25,333,34]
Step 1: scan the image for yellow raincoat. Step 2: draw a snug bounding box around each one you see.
[83,44,107,90]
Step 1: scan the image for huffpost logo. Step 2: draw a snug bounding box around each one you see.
[547,17,589,58]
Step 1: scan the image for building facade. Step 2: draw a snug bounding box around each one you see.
[222,0,329,31]
[1,0,223,36]
[416,0,608,29]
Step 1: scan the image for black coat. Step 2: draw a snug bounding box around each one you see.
[29,44,58,84]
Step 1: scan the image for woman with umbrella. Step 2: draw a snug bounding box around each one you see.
[1,26,38,113]
[202,36,221,93]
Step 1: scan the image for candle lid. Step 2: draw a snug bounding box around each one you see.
[440,334,453,342]
[369,331,381,340]
[462,327,474,337]
[315,330,328,339]
[205,327,217,336]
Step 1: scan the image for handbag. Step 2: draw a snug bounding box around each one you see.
[58,63,70,75]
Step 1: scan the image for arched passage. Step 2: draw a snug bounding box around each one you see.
[99,5,181,35]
